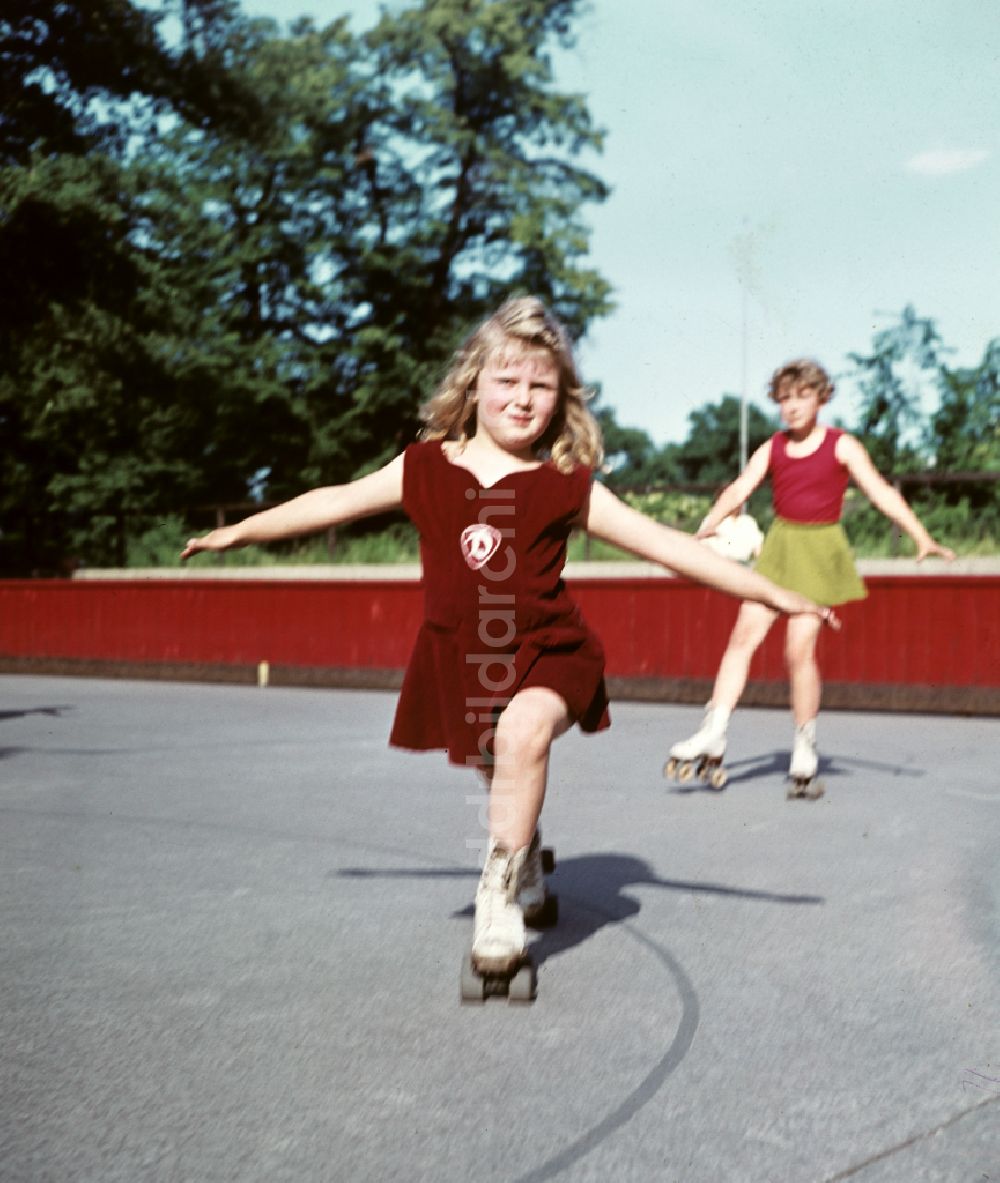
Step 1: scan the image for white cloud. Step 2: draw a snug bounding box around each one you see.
[905,149,990,177]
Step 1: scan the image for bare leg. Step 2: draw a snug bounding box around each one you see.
[470,688,571,973]
[785,613,823,725]
[709,600,780,712]
[488,687,571,852]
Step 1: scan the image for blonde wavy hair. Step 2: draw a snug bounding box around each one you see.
[419,296,604,473]
[768,358,835,404]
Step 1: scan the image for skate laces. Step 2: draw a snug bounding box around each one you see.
[474,847,526,950]
[480,842,529,904]
[475,879,504,931]
[480,845,516,900]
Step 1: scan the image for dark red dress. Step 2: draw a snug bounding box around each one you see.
[389,441,610,767]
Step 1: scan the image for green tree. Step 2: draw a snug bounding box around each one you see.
[666,394,775,487]
[0,0,258,164]
[596,404,696,489]
[326,0,612,473]
[847,305,944,473]
[596,405,657,481]
[0,0,613,571]
[139,14,373,505]
[930,339,1000,472]
[918,339,1000,546]
[0,154,177,570]
[0,0,263,571]
[2,1,165,163]
[147,0,613,497]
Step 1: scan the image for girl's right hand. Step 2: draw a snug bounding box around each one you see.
[694,514,718,540]
[818,605,842,631]
[784,593,841,630]
[180,526,241,561]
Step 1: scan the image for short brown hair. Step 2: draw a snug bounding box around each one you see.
[767,359,834,404]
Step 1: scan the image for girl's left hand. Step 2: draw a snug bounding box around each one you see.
[916,540,956,562]
[180,526,240,560]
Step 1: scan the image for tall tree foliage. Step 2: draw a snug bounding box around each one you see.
[847,305,944,473]
[664,394,775,487]
[925,339,1000,528]
[929,339,1000,473]
[315,0,613,479]
[0,0,612,572]
[0,0,265,571]
[140,14,372,503]
[1,1,169,163]
[596,406,667,486]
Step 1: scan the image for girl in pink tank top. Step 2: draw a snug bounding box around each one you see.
[665,359,953,801]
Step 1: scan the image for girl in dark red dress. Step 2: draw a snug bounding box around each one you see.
[183,300,837,983]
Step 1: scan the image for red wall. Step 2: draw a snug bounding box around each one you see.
[0,579,424,669]
[570,576,999,687]
[1,575,998,710]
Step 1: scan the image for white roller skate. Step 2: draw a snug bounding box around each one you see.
[664,703,731,789]
[517,829,558,929]
[462,839,536,1004]
[787,718,824,800]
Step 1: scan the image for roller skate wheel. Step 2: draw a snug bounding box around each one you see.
[460,952,486,1004]
[540,847,556,874]
[709,767,728,790]
[787,778,824,801]
[677,761,695,783]
[526,893,558,929]
[663,757,679,779]
[507,961,537,1005]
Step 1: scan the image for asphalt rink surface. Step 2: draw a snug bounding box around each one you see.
[2,674,999,1183]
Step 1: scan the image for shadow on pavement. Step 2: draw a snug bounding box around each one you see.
[0,705,73,723]
[338,851,823,968]
[668,748,926,793]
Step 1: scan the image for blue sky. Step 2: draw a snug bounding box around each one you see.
[241,0,1000,446]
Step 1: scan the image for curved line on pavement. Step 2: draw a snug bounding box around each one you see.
[512,894,700,1183]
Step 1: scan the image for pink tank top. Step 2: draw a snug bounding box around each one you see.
[769,428,848,523]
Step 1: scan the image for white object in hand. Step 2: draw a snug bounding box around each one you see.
[701,513,763,563]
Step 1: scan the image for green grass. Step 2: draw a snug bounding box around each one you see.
[123,515,421,568]
[120,494,998,571]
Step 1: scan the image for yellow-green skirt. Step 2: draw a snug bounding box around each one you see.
[754,518,867,607]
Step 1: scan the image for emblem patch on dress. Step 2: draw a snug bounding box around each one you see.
[460,523,502,570]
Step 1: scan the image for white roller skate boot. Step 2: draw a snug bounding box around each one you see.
[664,703,731,789]
[787,718,824,800]
[517,829,558,929]
[471,838,530,974]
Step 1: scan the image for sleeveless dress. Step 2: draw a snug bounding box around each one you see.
[754,428,867,606]
[389,441,611,767]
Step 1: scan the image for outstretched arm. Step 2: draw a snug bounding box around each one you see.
[181,454,405,560]
[583,482,838,625]
[695,441,771,537]
[835,435,955,561]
